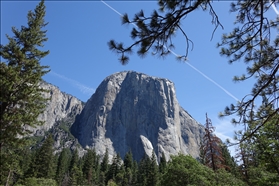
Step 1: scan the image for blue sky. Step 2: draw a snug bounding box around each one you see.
[2,1,277,153]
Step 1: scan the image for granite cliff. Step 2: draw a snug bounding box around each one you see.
[29,81,84,153]
[71,71,204,161]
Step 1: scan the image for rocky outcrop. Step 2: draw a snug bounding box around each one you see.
[34,81,84,133]
[28,82,84,153]
[71,71,204,161]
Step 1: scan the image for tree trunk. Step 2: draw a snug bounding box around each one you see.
[5,168,12,186]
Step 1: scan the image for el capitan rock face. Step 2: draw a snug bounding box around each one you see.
[71,71,204,161]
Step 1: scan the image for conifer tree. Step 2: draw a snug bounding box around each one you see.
[69,149,79,175]
[55,148,71,185]
[0,0,50,150]
[26,135,55,179]
[82,149,97,185]
[147,151,159,186]
[107,153,122,182]
[100,148,109,173]
[123,150,134,185]
[0,147,22,186]
[137,154,151,186]
[68,149,84,185]
[159,152,167,174]
[200,114,226,171]
[99,149,109,186]
[124,150,134,170]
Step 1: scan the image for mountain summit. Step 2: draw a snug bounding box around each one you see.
[71,71,204,161]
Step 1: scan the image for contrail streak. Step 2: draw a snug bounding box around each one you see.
[101,0,239,102]
[50,71,95,96]
[270,1,279,15]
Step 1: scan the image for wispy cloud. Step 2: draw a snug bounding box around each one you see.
[101,0,239,102]
[214,118,243,156]
[50,71,95,96]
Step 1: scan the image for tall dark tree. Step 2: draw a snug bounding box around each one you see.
[124,150,134,170]
[0,0,50,150]
[108,0,279,145]
[107,153,122,182]
[100,148,109,173]
[123,150,134,185]
[99,149,109,186]
[69,149,79,175]
[146,151,159,186]
[26,135,55,179]
[82,149,97,185]
[68,148,84,185]
[137,154,151,186]
[55,148,71,185]
[159,152,167,174]
[220,143,239,177]
[200,114,226,171]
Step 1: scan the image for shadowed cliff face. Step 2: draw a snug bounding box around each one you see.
[71,71,204,161]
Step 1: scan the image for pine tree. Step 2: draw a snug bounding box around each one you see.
[123,150,134,185]
[0,147,22,186]
[100,148,109,173]
[124,150,133,170]
[220,143,240,177]
[159,152,167,174]
[26,135,55,179]
[82,149,97,185]
[69,148,86,186]
[37,135,55,179]
[234,113,279,185]
[200,114,226,171]
[55,148,71,185]
[0,0,50,150]
[69,149,79,175]
[99,149,109,186]
[107,153,122,182]
[147,151,159,186]
[137,154,152,186]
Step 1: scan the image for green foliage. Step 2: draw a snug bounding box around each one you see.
[107,153,122,183]
[17,177,57,186]
[26,135,55,179]
[136,152,159,186]
[124,150,133,170]
[233,113,279,185]
[0,148,22,185]
[0,0,50,150]
[108,0,222,64]
[1,144,248,186]
[159,152,167,174]
[217,1,279,144]
[55,148,71,185]
[82,148,98,185]
[161,154,246,186]
[161,154,214,186]
[101,148,109,173]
